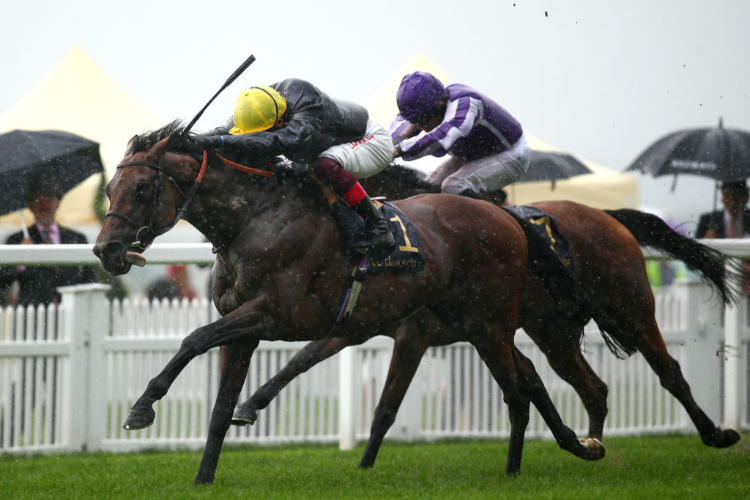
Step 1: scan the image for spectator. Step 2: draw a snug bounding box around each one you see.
[166,265,197,301]
[146,278,179,302]
[696,180,750,294]
[696,180,750,239]
[0,173,97,306]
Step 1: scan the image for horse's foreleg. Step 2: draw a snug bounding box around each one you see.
[511,347,605,461]
[359,325,428,469]
[195,342,257,485]
[638,320,741,448]
[233,336,366,426]
[123,300,274,430]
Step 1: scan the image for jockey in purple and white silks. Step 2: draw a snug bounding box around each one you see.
[390,71,531,198]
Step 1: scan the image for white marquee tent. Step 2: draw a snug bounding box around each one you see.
[0,46,166,227]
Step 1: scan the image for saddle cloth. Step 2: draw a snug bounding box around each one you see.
[505,205,574,272]
[368,201,426,275]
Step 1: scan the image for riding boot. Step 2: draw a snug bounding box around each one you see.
[352,195,396,256]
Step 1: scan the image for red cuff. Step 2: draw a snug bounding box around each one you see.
[341,182,366,207]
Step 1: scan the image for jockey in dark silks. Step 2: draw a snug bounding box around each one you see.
[194,79,395,255]
[390,71,531,199]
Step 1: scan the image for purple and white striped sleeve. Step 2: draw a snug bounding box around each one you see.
[389,117,411,140]
[397,96,481,160]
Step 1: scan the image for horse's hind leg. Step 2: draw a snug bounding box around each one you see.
[359,322,429,469]
[511,346,605,459]
[233,336,366,426]
[638,318,741,448]
[195,342,258,485]
[525,319,609,441]
[471,324,604,475]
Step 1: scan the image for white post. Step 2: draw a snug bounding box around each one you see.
[58,284,111,452]
[678,279,724,427]
[338,347,357,450]
[389,363,423,441]
[723,265,743,431]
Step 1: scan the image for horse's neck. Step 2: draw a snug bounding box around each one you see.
[185,169,325,251]
[183,167,269,247]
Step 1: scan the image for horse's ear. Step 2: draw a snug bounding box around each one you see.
[125,135,138,156]
[151,136,172,157]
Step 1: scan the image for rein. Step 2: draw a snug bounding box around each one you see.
[218,154,274,177]
[106,147,274,253]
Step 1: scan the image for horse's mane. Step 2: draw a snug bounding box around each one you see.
[379,163,439,194]
[131,119,186,154]
[130,119,320,193]
[130,124,434,196]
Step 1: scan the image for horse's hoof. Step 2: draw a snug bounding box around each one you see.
[231,405,258,426]
[579,437,606,461]
[194,474,214,486]
[703,428,741,448]
[122,407,155,430]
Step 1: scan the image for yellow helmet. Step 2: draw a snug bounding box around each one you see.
[229,86,287,135]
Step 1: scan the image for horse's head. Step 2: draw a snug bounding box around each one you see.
[93,133,197,274]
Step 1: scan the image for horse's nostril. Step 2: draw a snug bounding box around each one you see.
[96,242,123,261]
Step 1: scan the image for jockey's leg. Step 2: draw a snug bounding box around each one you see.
[314,157,394,255]
[314,121,396,256]
[441,135,532,198]
[424,156,467,187]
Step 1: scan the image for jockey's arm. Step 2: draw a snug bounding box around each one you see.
[396,97,481,161]
[389,119,420,144]
[199,117,234,137]
[221,113,317,159]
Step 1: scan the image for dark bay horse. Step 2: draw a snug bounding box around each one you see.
[232,163,741,468]
[93,124,613,484]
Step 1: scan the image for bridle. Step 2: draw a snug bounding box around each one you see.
[104,150,209,252]
[105,146,275,253]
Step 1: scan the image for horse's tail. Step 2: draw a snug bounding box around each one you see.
[502,208,640,359]
[605,209,742,306]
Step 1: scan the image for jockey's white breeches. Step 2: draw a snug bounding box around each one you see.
[425,134,531,194]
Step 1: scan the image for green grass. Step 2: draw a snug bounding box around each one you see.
[2,434,749,499]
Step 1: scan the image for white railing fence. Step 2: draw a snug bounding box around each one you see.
[0,243,748,455]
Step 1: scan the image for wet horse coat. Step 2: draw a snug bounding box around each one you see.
[93,125,606,484]
[232,164,741,468]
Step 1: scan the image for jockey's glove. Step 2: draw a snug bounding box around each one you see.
[273,156,294,169]
[192,135,225,151]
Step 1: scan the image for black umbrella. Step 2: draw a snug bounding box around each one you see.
[626,120,750,185]
[520,151,592,188]
[0,129,104,215]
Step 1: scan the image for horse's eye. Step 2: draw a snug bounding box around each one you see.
[135,181,150,195]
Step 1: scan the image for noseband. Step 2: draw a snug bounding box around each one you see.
[105,151,208,252]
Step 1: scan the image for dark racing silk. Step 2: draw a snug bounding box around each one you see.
[208,79,369,164]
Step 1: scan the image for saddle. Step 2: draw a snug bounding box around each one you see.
[504,205,574,272]
[367,200,426,275]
